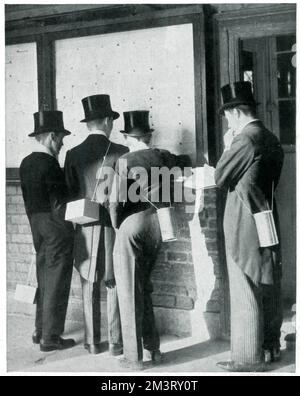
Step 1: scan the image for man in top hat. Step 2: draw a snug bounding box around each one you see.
[214,81,284,372]
[20,110,75,352]
[64,94,128,355]
[109,110,191,370]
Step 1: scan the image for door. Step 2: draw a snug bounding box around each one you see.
[240,34,296,303]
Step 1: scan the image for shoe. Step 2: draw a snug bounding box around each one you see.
[272,348,281,362]
[84,343,102,355]
[119,357,144,371]
[144,349,163,364]
[217,361,266,373]
[32,330,42,345]
[264,347,281,363]
[40,336,76,352]
[109,343,123,356]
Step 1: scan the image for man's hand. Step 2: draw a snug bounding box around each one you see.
[223,128,235,151]
[105,279,116,289]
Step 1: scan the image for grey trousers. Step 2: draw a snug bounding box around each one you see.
[227,254,282,365]
[113,209,161,362]
[80,276,122,345]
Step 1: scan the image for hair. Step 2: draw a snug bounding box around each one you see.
[135,133,152,145]
[228,104,257,117]
[35,132,51,144]
[87,118,109,131]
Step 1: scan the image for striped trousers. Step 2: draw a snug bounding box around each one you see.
[81,276,122,345]
[227,254,282,365]
[227,255,263,364]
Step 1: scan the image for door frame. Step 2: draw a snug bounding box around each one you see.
[213,4,296,337]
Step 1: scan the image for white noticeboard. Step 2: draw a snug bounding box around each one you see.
[55,24,196,166]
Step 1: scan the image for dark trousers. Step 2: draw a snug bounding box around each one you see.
[114,209,161,362]
[262,265,283,351]
[30,212,74,339]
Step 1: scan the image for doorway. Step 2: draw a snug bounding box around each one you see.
[213,4,296,336]
[240,35,296,303]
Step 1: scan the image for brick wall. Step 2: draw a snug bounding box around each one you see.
[6,182,221,338]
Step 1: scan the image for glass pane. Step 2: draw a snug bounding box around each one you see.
[276,35,296,52]
[277,53,296,98]
[240,50,254,87]
[278,100,295,145]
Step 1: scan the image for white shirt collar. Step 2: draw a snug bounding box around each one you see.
[91,129,107,138]
[239,119,260,134]
[33,144,55,158]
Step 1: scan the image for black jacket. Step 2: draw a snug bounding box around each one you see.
[215,120,284,284]
[109,148,191,229]
[20,152,69,219]
[64,134,128,226]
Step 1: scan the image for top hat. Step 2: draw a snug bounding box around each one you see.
[80,94,120,122]
[28,111,71,137]
[120,111,154,137]
[220,81,257,113]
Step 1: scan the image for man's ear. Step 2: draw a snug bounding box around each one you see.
[49,132,56,141]
[233,108,240,118]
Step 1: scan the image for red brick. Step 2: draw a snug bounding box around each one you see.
[206,241,218,252]
[12,234,32,244]
[153,282,188,296]
[208,219,217,229]
[204,192,217,205]
[175,296,194,310]
[6,186,18,195]
[11,215,29,225]
[18,225,31,234]
[7,243,19,253]
[167,251,188,263]
[16,204,26,214]
[6,204,16,214]
[7,224,18,233]
[152,294,176,308]
[10,195,24,204]
[164,240,192,252]
[156,250,166,262]
[204,230,217,240]
[18,244,32,254]
[206,208,217,218]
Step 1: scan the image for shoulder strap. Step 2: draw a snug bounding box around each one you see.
[91,141,112,202]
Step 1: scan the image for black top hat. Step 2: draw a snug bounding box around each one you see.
[80,94,120,122]
[220,81,257,113]
[120,111,154,137]
[28,111,71,137]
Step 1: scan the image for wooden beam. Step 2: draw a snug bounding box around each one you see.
[37,35,56,110]
[6,4,204,39]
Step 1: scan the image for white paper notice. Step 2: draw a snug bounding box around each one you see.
[183,164,216,190]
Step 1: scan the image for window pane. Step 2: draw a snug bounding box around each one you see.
[278,100,295,145]
[277,53,296,98]
[276,35,296,52]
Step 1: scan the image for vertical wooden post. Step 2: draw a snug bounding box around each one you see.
[37,34,56,111]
